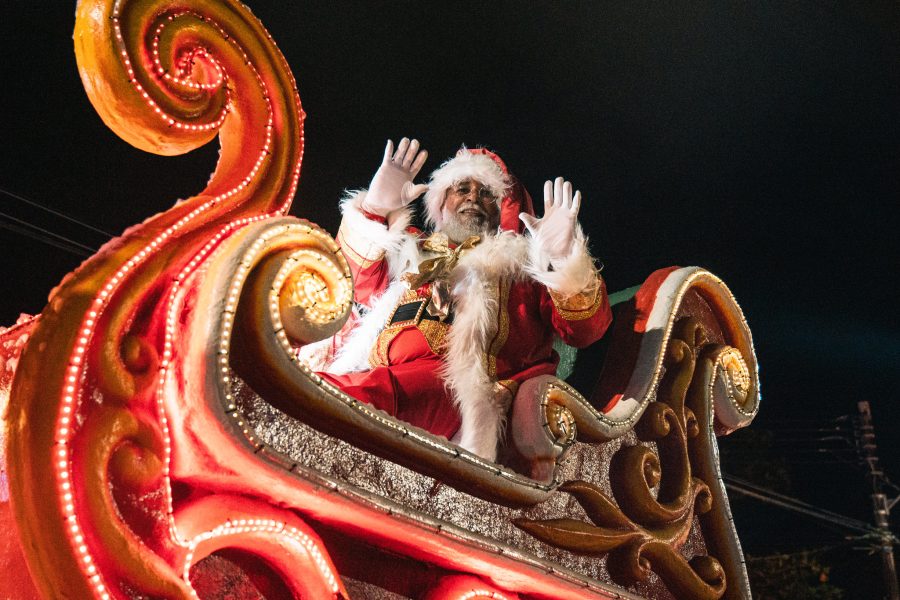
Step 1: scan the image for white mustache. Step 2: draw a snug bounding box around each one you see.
[457,203,486,217]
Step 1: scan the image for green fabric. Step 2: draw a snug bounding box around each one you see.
[553,337,579,381]
[608,284,641,307]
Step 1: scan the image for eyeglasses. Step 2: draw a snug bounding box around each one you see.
[448,181,497,203]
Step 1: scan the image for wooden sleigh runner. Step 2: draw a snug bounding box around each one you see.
[0,1,759,599]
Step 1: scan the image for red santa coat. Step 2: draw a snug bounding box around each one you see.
[307,192,611,460]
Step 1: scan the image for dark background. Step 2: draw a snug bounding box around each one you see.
[2,2,899,597]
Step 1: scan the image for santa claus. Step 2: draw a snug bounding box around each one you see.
[304,138,611,461]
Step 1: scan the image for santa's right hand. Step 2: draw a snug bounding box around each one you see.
[361,137,429,217]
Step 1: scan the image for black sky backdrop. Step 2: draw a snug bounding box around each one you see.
[2,2,899,593]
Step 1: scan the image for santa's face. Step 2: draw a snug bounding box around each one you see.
[440,178,500,242]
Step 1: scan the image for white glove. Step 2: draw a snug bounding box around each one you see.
[361,137,429,217]
[519,177,582,263]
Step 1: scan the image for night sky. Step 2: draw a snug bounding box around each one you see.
[2,2,899,595]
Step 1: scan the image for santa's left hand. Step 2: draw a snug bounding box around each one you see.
[519,177,582,263]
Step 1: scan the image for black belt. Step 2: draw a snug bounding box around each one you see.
[388,299,454,326]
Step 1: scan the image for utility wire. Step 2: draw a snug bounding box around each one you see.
[745,540,860,563]
[726,483,876,535]
[0,211,96,257]
[0,187,114,238]
[724,475,881,536]
[0,221,91,258]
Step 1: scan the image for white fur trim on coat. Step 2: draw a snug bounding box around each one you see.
[339,190,413,261]
[340,190,420,282]
[440,232,530,461]
[525,227,597,299]
[423,152,509,230]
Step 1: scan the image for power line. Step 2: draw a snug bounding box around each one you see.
[0,187,114,238]
[0,212,95,257]
[855,401,900,599]
[724,474,882,536]
[725,483,877,535]
[0,221,90,257]
[745,540,859,563]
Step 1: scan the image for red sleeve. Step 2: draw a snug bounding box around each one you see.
[539,276,612,348]
[336,226,391,307]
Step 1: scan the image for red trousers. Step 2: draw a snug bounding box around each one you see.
[317,327,461,439]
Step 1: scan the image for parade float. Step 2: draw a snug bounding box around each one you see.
[0,1,760,598]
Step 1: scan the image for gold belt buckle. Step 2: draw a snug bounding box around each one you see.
[385,298,429,330]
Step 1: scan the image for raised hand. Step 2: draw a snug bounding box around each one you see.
[519,177,582,262]
[361,137,429,217]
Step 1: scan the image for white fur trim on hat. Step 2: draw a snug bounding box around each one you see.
[423,151,510,230]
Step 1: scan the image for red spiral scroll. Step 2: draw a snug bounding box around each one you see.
[4,1,350,598]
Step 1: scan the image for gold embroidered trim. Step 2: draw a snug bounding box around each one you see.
[417,319,451,355]
[486,278,511,377]
[370,327,403,367]
[492,380,516,414]
[549,273,605,321]
[337,224,384,269]
[497,378,520,398]
[370,288,453,366]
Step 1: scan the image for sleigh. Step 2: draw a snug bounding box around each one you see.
[0,1,759,599]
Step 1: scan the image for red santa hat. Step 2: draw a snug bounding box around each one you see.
[423,147,534,234]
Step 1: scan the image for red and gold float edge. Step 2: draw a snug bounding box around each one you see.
[8,0,314,597]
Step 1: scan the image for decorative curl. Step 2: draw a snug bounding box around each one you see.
[8,1,307,598]
[273,249,353,345]
[515,318,732,599]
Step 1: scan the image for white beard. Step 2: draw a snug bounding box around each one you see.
[439,206,498,243]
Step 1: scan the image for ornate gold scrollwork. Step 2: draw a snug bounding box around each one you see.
[514,318,745,600]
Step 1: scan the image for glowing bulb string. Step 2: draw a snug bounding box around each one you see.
[115,10,228,131]
[53,4,305,598]
[151,17,225,92]
[457,592,510,600]
[180,519,340,595]
[157,221,341,598]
